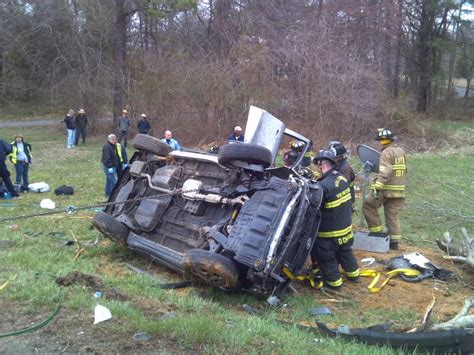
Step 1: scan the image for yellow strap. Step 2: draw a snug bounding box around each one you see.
[0,274,17,292]
[282,267,322,289]
[360,268,421,293]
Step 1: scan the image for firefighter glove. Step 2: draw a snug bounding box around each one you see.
[370,184,379,198]
[107,167,115,174]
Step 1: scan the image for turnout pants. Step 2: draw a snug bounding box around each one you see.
[0,161,19,197]
[311,234,359,288]
[363,193,405,241]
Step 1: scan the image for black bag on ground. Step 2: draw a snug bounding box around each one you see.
[54,185,74,195]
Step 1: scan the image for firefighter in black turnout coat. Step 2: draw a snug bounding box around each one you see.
[311,150,359,288]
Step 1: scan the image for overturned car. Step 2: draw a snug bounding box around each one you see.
[92,106,322,296]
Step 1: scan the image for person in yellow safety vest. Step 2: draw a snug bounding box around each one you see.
[362,128,407,250]
[101,133,128,198]
[9,133,32,193]
[311,149,360,288]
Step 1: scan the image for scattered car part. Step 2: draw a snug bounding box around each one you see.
[353,231,390,253]
[388,252,453,282]
[360,257,376,267]
[316,322,474,353]
[124,262,193,290]
[357,145,381,173]
[266,295,280,306]
[133,332,152,342]
[309,307,332,316]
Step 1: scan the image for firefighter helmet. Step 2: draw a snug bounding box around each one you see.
[313,149,336,164]
[283,150,298,166]
[290,140,305,152]
[376,128,395,140]
[328,141,347,157]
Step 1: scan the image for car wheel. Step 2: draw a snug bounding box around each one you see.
[182,249,239,289]
[92,211,129,246]
[218,143,273,168]
[132,134,173,156]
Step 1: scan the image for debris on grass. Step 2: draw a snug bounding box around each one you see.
[159,311,177,321]
[242,304,260,315]
[309,307,332,316]
[133,332,151,341]
[93,304,112,325]
[40,199,55,209]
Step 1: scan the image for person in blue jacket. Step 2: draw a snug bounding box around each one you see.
[161,130,182,151]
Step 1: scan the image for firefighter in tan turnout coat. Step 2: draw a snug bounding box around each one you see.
[362,128,407,250]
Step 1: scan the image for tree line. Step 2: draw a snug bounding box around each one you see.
[0,0,472,144]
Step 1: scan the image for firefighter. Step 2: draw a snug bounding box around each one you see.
[311,150,359,288]
[291,140,312,167]
[328,141,355,203]
[362,128,407,250]
[283,149,298,167]
[283,140,319,178]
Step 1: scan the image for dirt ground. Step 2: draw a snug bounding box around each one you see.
[297,244,474,330]
[0,245,472,353]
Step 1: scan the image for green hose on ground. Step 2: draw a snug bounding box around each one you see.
[0,299,61,337]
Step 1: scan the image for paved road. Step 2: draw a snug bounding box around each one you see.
[0,117,112,128]
[0,119,60,128]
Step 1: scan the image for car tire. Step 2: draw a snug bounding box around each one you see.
[132,134,173,156]
[92,211,129,246]
[218,143,273,168]
[182,249,239,289]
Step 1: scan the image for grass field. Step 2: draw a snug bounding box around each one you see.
[0,121,473,353]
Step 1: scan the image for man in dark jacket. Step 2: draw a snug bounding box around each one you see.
[10,133,32,192]
[74,108,88,145]
[101,133,128,197]
[0,139,19,198]
[311,150,359,288]
[117,109,131,147]
[227,126,244,142]
[137,113,151,134]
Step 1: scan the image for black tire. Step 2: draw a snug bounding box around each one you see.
[92,211,129,246]
[132,134,173,156]
[182,249,239,289]
[218,143,273,168]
